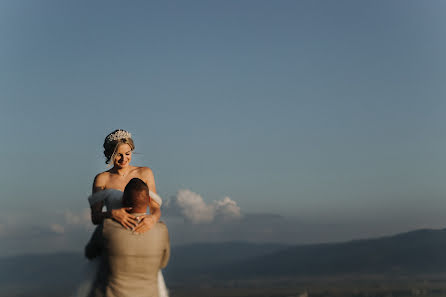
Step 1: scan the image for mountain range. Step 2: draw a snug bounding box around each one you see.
[1,228,446,291]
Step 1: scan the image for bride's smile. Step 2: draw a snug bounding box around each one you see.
[113,143,132,168]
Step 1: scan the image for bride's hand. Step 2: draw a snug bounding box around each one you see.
[133,215,157,234]
[110,208,138,230]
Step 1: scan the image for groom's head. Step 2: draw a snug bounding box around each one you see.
[122,178,151,212]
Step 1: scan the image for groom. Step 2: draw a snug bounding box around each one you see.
[85,178,170,297]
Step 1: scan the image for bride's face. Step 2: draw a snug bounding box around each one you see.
[113,143,132,168]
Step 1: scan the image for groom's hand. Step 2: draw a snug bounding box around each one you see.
[111,208,138,230]
[133,215,156,234]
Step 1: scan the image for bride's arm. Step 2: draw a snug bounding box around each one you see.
[90,174,109,225]
[149,199,161,222]
[133,167,162,233]
[90,201,109,225]
[90,173,137,229]
[91,204,137,229]
[133,199,161,234]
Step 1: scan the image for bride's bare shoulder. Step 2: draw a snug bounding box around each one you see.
[134,166,155,184]
[134,166,153,175]
[95,171,112,181]
[93,171,111,191]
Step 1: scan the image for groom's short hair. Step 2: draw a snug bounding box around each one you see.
[122,178,151,209]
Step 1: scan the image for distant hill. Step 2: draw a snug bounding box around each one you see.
[2,228,446,292]
[0,252,85,287]
[0,242,288,289]
[166,242,288,280]
[215,228,446,278]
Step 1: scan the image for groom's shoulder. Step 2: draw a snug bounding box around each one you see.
[156,221,167,227]
[155,221,169,234]
[103,218,123,230]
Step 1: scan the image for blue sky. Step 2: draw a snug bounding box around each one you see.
[1,0,446,255]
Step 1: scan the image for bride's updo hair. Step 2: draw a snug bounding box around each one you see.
[103,129,135,164]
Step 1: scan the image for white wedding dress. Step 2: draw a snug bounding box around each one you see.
[81,188,169,297]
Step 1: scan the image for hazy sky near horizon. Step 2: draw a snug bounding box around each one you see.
[1,0,446,255]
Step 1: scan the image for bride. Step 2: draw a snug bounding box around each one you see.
[87,129,168,297]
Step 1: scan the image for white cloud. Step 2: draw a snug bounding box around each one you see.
[165,189,242,224]
[47,208,90,235]
[50,224,65,234]
[215,196,242,221]
[64,208,91,228]
[175,189,215,223]
[42,208,93,240]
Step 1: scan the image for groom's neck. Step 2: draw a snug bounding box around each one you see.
[128,206,148,214]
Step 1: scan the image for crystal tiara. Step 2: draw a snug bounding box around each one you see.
[105,130,132,143]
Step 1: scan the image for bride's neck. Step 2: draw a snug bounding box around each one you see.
[111,166,131,176]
